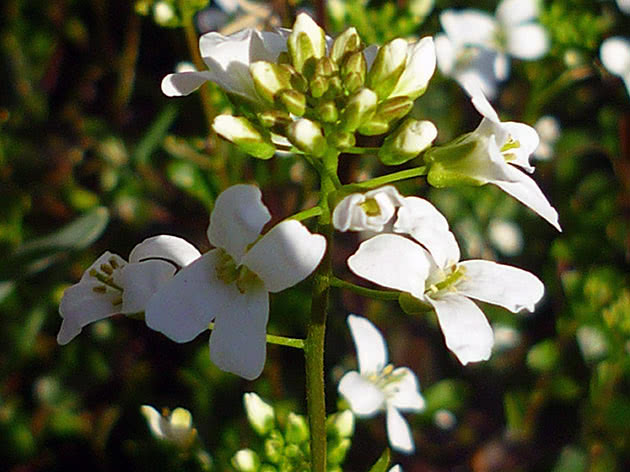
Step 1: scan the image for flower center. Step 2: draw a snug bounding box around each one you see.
[215,249,262,294]
[426,264,467,296]
[359,198,381,217]
[367,364,407,393]
[500,137,521,162]
[89,257,124,306]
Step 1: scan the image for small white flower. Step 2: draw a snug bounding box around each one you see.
[347,232,544,365]
[243,392,275,435]
[600,36,630,97]
[433,409,457,430]
[140,405,197,448]
[576,325,608,362]
[493,323,521,351]
[533,115,561,160]
[57,235,201,345]
[389,466,403,472]
[487,218,524,256]
[338,315,425,454]
[617,0,630,15]
[332,186,405,232]
[145,184,326,380]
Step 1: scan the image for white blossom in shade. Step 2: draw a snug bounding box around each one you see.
[576,325,608,362]
[390,466,403,472]
[617,0,630,15]
[243,392,275,435]
[533,115,561,160]
[600,37,630,97]
[57,235,201,345]
[145,185,326,380]
[493,323,521,351]
[338,315,425,454]
[161,27,288,105]
[347,233,544,365]
[332,186,405,232]
[428,87,561,231]
[487,219,524,256]
[433,409,457,430]
[140,405,197,448]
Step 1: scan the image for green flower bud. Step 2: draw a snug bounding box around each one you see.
[367,38,408,99]
[283,443,302,459]
[331,27,363,65]
[375,96,414,123]
[317,101,339,123]
[326,410,355,438]
[325,76,343,98]
[264,430,284,464]
[244,392,275,436]
[232,449,260,472]
[328,130,355,149]
[341,88,377,132]
[258,110,292,131]
[378,118,437,165]
[341,52,366,94]
[288,13,326,74]
[285,413,309,444]
[278,90,306,116]
[250,61,292,104]
[213,115,276,159]
[140,405,198,449]
[357,119,390,136]
[260,466,278,472]
[310,76,329,98]
[315,57,338,77]
[424,137,485,187]
[287,118,327,157]
[327,438,351,466]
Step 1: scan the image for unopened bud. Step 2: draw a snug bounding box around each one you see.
[288,13,326,73]
[315,57,338,77]
[325,76,343,98]
[278,89,306,116]
[244,392,275,436]
[331,27,362,65]
[326,410,355,438]
[367,38,408,98]
[264,430,284,464]
[328,130,355,149]
[327,438,351,466]
[287,118,327,156]
[232,449,260,472]
[258,110,292,130]
[379,118,437,165]
[285,412,309,444]
[310,76,329,98]
[341,52,366,94]
[213,115,276,159]
[317,101,339,123]
[250,61,292,104]
[375,96,414,122]
[140,405,197,449]
[341,88,377,132]
[358,119,390,136]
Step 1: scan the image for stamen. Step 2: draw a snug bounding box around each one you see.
[359,198,381,217]
[111,296,123,306]
[92,285,107,294]
[100,263,113,275]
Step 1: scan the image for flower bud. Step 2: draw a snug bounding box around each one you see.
[367,38,408,98]
[327,438,351,466]
[232,449,260,472]
[264,430,284,464]
[326,410,355,438]
[389,36,436,99]
[325,76,343,98]
[244,392,275,436]
[315,57,338,77]
[378,119,437,165]
[341,52,366,94]
[317,101,339,123]
[424,138,484,187]
[331,27,363,65]
[140,405,197,449]
[250,61,292,104]
[258,110,292,130]
[341,88,377,132]
[285,412,309,444]
[278,89,306,116]
[328,130,355,149]
[358,119,390,136]
[375,96,415,123]
[213,115,276,159]
[310,76,329,98]
[287,118,327,156]
[288,13,326,74]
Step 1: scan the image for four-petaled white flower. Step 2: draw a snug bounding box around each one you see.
[140,405,197,448]
[427,87,561,231]
[57,235,201,345]
[348,228,544,364]
[145,184,326,380]
[600,36,630,98]
[161,27,288,105]
[338,314,425,454]
[332,186,405,232]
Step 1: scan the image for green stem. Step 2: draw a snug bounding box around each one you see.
[207,323,305,349]
[344,165,427,191]
[305,148,339,472]
[288,206,323,222]
[330,277,400,301]
[340,146,380,154]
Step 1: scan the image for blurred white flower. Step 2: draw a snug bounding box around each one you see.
[433,408,457,430]
[141,405,197,448]
[617,0,630,15]
[600,36,630,97]
[153,1,175,25]
[493,323,522,351]
[348,231,544,365]
[576,326,608,362]
[533,115,561,160]
[338,315,425,454]
[488,219,524,256]
[145,184,326,380]
[57,235,200,345]
[243,392,275,435]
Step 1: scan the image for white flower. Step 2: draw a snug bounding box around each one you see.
[617,0,630,15]
[145,184,326,380]
[57,235,201,345]
[389,466,403,472]
[487,218,523,256]
[347,232,544,365]
[332,186,405,232]
[161,27,288,104]
[576,325,608,362]
[600,37,630,97]
[243,392,275,435]
[338,315,425,454]
[140,405,197,448]
[533,115,561,160]
[427,88,561,231]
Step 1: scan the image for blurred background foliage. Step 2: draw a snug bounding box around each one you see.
[1,0,630,470]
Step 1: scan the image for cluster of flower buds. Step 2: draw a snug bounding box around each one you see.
[164,13,438,165]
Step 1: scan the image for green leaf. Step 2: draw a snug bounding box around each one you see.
[367,448,390,472]
[166,161,215,209]
[133,103,179,166]
[423,379,468,414]
[503,391,528,435]
[526,339,560,372]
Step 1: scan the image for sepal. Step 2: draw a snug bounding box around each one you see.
[213,115,276,159]
[378,119,437,165]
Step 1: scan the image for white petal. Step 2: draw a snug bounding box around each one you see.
[208,184,271,262]
[385,367,425,412]
[332,194,367,232]
[140,405,167,439]
[435,34,455,75]
[618,0,630,15]
[440,10,498,49]
[128,235,201,267]
[600,37,630,77]
[119,260,176,313]
[389,37,437,99]
[494,52,510,81]
[338,371,385,416]
[209,286,269,379]
[428,293,494,365]
[457,260,544,312]
[506,23,549,60]
[145,250,236,342]
[57,252,126,345]
[470,87,500,123]
[161,71,213,97]
[492,166,561,231]
[501,122,539,172]
[389,466,402,472]
[241,220,326,293]
[347,314,388,376]
[496,0,538,26]
[386,405,415,454]
[347,234,431,300]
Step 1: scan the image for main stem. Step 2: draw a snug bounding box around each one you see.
[305,148,339,472]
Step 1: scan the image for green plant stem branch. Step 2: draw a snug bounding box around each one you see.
[288,206,323,222]
[341,146,381,154]
[330,276,400,300]
[305,148,339,472]
[343,165,427,191]
[207,323,305,349]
